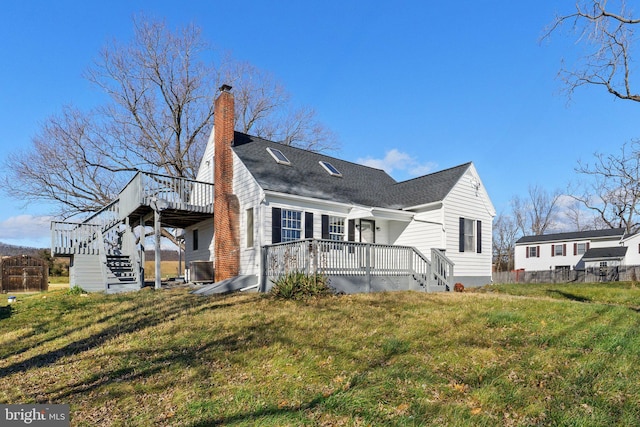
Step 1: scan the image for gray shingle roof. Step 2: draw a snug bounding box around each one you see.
[582,246,628,260]
[231,132,470,209]
[516,228,625,245]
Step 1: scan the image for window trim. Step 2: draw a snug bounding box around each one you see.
[266,147,291,165]
[280,209,302,242]
[319,161,342,177]
[246,208,254,248]
[459,217,481,253]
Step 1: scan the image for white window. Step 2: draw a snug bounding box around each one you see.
[328,216,345,241]
[281,209,302,242]
[463,218,475,252]
[577,243,587,255]
[528,246,538,257]
[246,208,254,248]
[554,245,564,256]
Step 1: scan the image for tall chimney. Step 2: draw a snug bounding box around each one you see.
[213,84,240,282]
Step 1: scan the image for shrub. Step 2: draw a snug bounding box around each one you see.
[66,285,87,295]
[270,271,333,300]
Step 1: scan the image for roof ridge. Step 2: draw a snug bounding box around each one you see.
[392,161,472,186]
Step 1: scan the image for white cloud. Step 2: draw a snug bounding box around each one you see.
[0,215,53,247]
[357,149,436,180]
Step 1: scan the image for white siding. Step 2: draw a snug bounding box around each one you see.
[195,129,215,183]
[394,207,444,258]
[441,165,495,277]
[262,195,351,244]
[232,153,264,276]
[622,234,640,265]
[184,220,214,265]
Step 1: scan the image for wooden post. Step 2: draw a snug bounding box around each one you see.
[365,243,371,293]
[154,208,161,290]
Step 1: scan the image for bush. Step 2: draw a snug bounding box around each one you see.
[66,285,87,295]
[270,271,333,300]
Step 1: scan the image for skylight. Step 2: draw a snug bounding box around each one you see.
[319,161,342,177]
[266,147,291,165]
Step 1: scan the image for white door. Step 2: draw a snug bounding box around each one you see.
[360,220,375,243]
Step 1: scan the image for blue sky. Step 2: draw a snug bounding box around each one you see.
[1,1,638,248]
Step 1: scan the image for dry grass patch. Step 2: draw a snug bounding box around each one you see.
[1,286,640,425]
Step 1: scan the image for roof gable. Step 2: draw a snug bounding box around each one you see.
[390,163,471,207]
[231,132,475,209]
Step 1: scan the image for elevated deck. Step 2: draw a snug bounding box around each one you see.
[51,172,214,256]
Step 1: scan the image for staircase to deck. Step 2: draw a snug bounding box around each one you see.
[105,254,138,292]
[51,171,215,293]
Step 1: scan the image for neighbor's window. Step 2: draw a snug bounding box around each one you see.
[554,244,564,256]
[528,246,538,257]
[328,216,345,241]
[281,209,302,242]
[577,243,587,255]
[246,208,254,248]
[193,229,199,251]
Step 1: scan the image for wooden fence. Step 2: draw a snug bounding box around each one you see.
[492,265,640,284]
[0,256,48,293]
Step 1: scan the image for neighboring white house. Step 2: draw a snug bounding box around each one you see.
[514,228,629,272]
[184,86,496,291]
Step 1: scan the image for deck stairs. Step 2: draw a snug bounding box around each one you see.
[51,172,215,293]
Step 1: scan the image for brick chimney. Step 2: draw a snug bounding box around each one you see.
[213,84,240,282]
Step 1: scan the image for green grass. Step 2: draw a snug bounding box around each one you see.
[1,283,640,426]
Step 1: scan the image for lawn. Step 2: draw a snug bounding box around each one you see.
[1,283,640,426]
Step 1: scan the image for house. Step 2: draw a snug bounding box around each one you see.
[51,85,496,293]
[514,228,628,272]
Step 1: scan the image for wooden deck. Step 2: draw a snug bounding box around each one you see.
[262,239,454,293]
[51,172,214,256]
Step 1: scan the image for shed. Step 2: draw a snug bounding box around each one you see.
[0,256,49,293]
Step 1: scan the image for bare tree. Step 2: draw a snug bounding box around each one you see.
[560,195,607,231]
[493,212,519,272]
[571,141,640,233]
[545,0,640,102]
[512,185,563,236]
[3,16,337,218]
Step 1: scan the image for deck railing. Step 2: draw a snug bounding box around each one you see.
[119,172,214,218]
[51,172,214,256]
[263,239,454,292]
[51,222,103,256]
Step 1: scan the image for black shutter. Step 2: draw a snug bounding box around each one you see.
[476,220,482,253]
[348,219,355,242]
[272,207,282,243]
[459,217,465,252]
[321,215,330,240]
[305,212,314,238]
